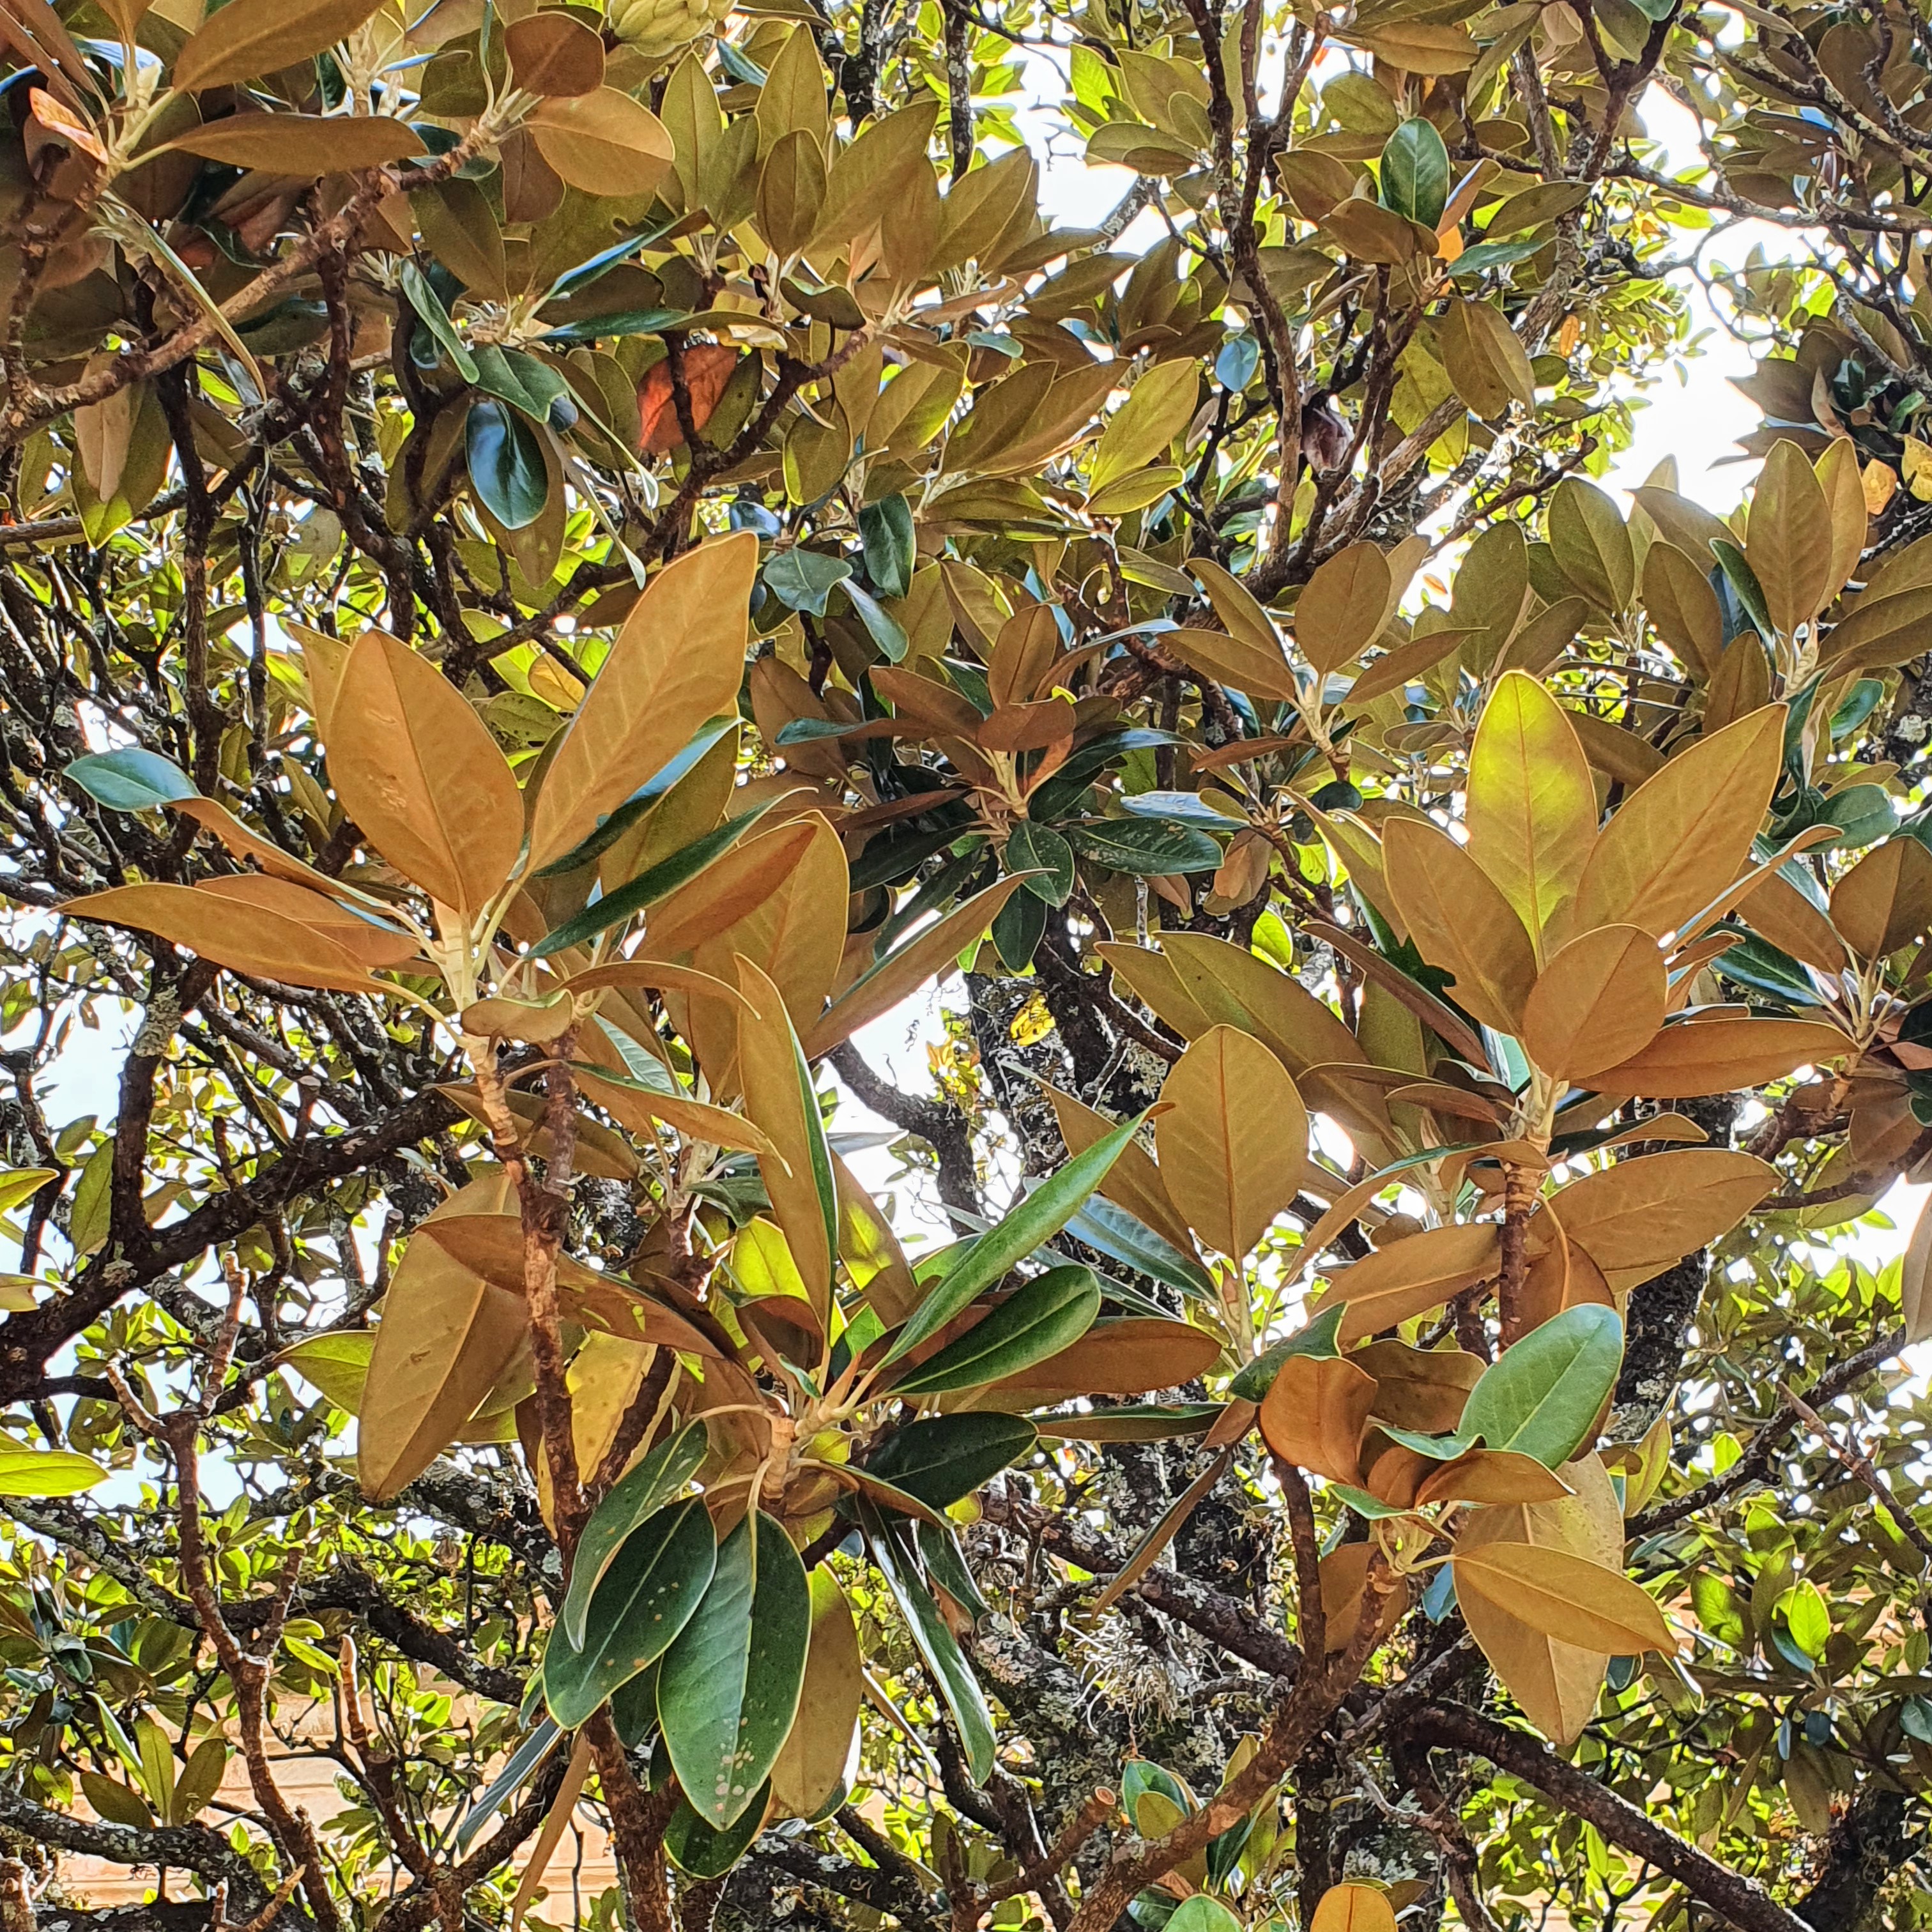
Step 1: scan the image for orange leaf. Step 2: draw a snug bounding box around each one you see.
[636,345,739,454]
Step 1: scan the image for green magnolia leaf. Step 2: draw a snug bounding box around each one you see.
[763,549,852,615]
[859,493,915,597]
[1006,820,1075,905]
[1777,1579,1830,1660]
[560,1421,710,1648]
[454,1719,562,1851]
[1165,1898,1244,1932]
[883,1115,1144,1365]
[663,1780,772,1876]
[401,261,479,381]
[466,399,549,530]
[1067,817,1223,874]
[533,794,793,956]
[657,1511,810,1828]
[1379,118,1450,229]
[917,1518,991,1621]
[1460,1304,1623,1468]
[0,1447,107,1496]
[892,1264,1100,1395]
[542,1498,716,1728]
[859,1414,1039,1509]
[1229,1303,1347,1400]
[0,1170,57,1216]
[862,1503,996,1782]
[64,750,196,811]
[1063,1194,1216,1301]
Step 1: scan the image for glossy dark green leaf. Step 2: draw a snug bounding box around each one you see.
[64,750,195,812]
[401,261,479,381]
[466,399,549,530]
[992,885,1046,967]
[454,1717,560,1851]
[763,549,852,615]
[862,1505,995,1783]
[1460,1304,1623,1468]
[657,1512,810,1828]
[1379,118,1450,229]
[1030,1402,1225,1441]
[884,1117,1143,1365]
[917,1519,991,1621]
[892,1264,1101,1395]
[1006,820,1075,906]
[841,580,908,663]
[663,1779,771,1875]
[859,493,914,597]
[1448,238,1547,278]
[1067,817,1223,874]
[533,795,792,956]
[542,1498,716,1729]
[560,1421,710,1648]
[611,1660,662,1749]
[860,1413,1038,1510]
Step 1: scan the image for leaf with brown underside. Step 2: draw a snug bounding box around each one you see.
[1381,818,1536,1035]
[1156,1025,1307,1261]
[1258,1351,1377,1483]
[526,533,756,873]
[1311,1222,1501,1344]
[326,630,522,918]
[1519,924,1666,1080]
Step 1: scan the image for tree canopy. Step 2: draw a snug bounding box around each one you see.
[3,0,1932,1929]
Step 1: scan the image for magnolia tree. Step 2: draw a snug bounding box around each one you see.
[3,0,1932,1929]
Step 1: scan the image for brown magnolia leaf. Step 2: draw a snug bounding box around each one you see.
[1570,705,1786,937]
[1309,1882,1399,1932]
[358,1178,528,1502]
[62,884,384,995]
[196,875,420,969]
[1156,1025,1307,1260]
[1519,924,1666,1080]
[1316,1545,1410,1655]
[173,0,388,91]
[1745,438,1833,638]
[1737,870,1845,975]
[1455,1453,1623,1744]
[1381,817,1537,1034]
[1519,1232,1613,1333]
[1165,625,1301,701]
[1353,1339,1483,1434]
[1440,296,1535,418]
[770,1569,862,1820]
[1296,542,1392,675]
[990,1317,1222,1397]
[525,533,756,873]
[1829,834,1932,963]
[1537,1149,1779,1291]
[1414,1448,1574,1506]
[641,816,826,968]
[1258,1351,1377,1482]
[1452,1540,1678,1657]
[1642,542,1722,680]
[806,877,1032,1059]
[636,344,739,454]
[530,89,675,199]
[1466,670,1596,952]
[164,115,425,174]
[326,629,523,917]
[1312,1222,1501,1344]
[1590,1018,1849,1098]
[573,1066,780,1160]
[505,11,606,95]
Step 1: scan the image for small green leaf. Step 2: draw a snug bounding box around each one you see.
[0,1170,57,1216]
[859,493,914,598]
[466,399,549,530]
[1006,820,1075,906]
[560,1422,710,1649]
[64,750,196,812]
[663,1780,772,1876]
[542,1498,716,1729]
[763,549,852,615]
[401,261,479,381]
[1777,1579,1830,1660]
[1379,118,1450,229]
[1460,1304,1623,1468]
[0,1447,108,1497]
